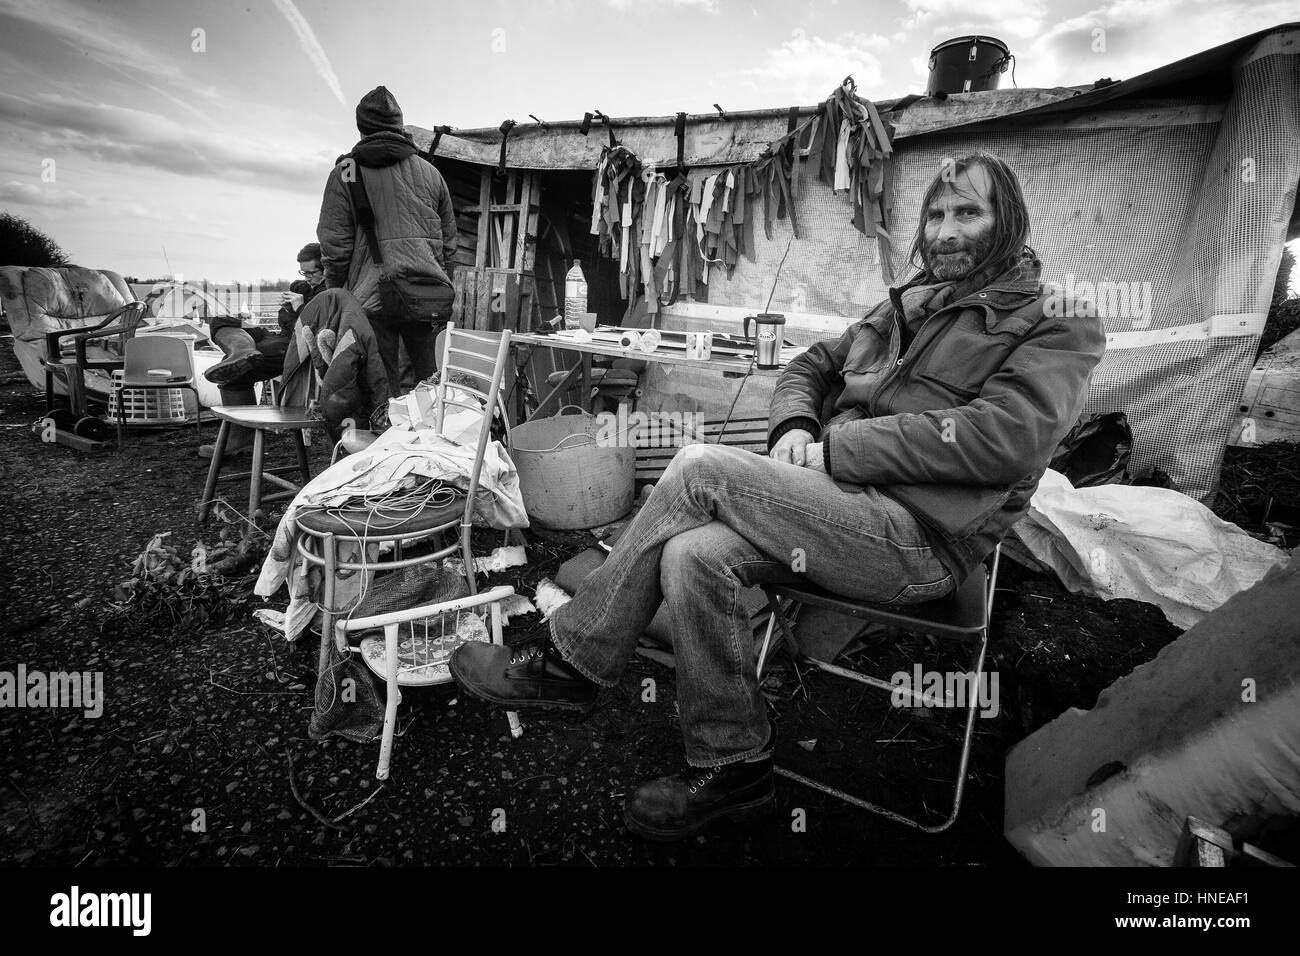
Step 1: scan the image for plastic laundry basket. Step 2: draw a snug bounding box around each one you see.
[510,406,635,530]
[108,369,187,426]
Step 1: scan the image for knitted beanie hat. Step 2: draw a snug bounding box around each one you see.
[356,86,404,135]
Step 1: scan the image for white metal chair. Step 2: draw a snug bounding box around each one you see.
[757,543,1002,833]
[329,326,513,464]
[295,325,519,778]
[333,585,518,781]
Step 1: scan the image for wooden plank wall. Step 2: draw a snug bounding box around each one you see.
[435,157,482,277]
[633,415,769,483]
[448,165,541,333]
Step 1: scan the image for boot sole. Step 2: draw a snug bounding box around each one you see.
[204,355,261,386]
[448,656,597,715]
[623,789,776,842]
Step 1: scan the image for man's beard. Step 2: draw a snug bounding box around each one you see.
[925,232,994,281]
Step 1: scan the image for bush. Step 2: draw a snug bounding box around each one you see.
[0,211,70,267]
[1259,245,1300,357]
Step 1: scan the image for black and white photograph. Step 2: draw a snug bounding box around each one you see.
[0,0,1297,931]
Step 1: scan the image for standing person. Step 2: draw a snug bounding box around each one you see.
[450,152,1106,841]
[200,242,325,458]
[317,85,458,392]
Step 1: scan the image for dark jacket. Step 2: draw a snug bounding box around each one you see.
[316,131,458,317]
[280,288,391,430]
[768,254,1106,583]
[276,278,325,338]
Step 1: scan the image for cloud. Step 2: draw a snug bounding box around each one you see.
[271,0,347,105]
[0,0,181,80]
[724,31,888,103]
[0,180,87,207]
[605,0,720,11]
[900,0,1048,37]
[0,91,334,193]
[1023,0,1298,88]
[0,180,167,222]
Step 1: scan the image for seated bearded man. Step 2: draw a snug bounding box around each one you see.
[451,151,1106,841]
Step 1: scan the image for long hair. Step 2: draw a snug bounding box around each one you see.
[903,151,1032,282]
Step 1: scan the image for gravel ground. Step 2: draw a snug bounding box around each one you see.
[0,336,1204,867]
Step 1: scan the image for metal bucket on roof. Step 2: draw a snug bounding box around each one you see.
[927,36,1011,96]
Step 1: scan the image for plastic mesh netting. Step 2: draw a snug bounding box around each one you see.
[702,41,1299,501]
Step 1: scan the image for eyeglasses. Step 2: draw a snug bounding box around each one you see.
[299,267,322,277]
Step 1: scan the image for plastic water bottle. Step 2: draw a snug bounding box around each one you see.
[564,262,588,330]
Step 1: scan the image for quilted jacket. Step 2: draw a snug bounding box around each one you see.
[317,131,458,317]
[768,254,1106,583]
[280,288,391,430]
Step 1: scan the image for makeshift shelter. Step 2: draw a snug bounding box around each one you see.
[412,23,1300,503]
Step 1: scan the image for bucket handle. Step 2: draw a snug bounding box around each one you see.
[555,404,594,418]
[513,431,598,454]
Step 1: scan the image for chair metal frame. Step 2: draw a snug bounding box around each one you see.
[113,334,202,447]
[333,584,516,781]
[433,326,513,443]
[328,326,514,465]
[293,325,518,778]
[756,543,1002,833]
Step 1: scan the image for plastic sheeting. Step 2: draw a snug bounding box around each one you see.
[1012,469,1289,631]
[409,89,1084,171]
[700,28,1300,503]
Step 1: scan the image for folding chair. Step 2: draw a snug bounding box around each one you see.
[757,543,1002,833]
[113,335,202,447]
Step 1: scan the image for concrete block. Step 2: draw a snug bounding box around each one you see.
[1004,549,1300,866]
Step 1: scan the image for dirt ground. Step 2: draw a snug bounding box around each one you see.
[0,337,1274,867]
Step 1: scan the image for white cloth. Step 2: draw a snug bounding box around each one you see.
[834,118,852,192]
[1012,469,1289,630]
[255,395,528,641]
[590,156,607,235]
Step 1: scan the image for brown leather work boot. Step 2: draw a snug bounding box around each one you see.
[449,627,597,713]
[624,723,777,841]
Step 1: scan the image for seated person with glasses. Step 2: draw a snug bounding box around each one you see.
[200,243,327,458]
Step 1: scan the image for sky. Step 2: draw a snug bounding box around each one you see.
[0,0,1297,283]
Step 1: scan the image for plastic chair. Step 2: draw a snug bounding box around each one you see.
[757,543,1002,833]
[333,585,518,781]
[294,324,518,778]
[40,301,146,435]
[113,335,202,446]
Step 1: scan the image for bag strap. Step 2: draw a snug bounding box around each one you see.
[345,162,386,272]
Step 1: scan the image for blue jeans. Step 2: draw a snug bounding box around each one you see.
[549,443,954,768]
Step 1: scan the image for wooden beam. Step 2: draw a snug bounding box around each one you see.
[474,168,491,270]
